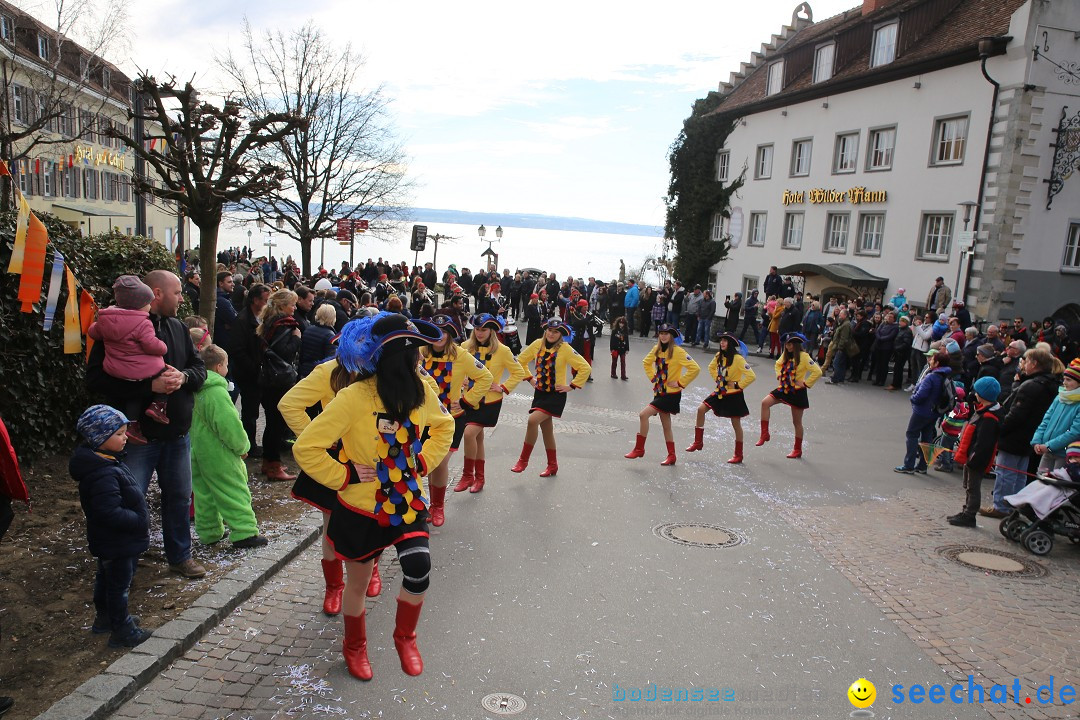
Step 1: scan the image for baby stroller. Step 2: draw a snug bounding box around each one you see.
[999,467,1080,556]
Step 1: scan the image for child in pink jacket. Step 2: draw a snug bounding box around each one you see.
[88,275,169,443]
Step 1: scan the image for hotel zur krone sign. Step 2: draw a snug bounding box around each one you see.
[782,187,886,205]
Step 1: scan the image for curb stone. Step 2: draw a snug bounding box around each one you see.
[32,514,322,720]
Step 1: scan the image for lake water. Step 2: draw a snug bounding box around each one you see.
[211,220,667,285]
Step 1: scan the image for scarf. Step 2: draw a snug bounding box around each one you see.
[421,353,453,408]
[653,346,671,395]
[535,347,557,392]
[373,416,425,527]
[715,356,739,396]
[1058,386,1080,404]
[779,356,797,393]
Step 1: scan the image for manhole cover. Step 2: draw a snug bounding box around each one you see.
[654,522,745,548]
[938,545,1047,578]
[481,693,527,715]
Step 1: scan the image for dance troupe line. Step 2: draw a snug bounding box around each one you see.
[283,316,820,680]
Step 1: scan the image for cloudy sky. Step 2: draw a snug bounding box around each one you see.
[111,0,856,228]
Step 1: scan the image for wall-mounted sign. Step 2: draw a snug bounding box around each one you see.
[74,144,126,172]
[781,187,887,206]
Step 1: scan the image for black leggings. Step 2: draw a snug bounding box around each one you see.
[374,535,431,595]
[260,386,287,461]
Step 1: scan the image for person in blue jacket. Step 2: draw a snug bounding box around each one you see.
[894,350,953,474]
[624,280,640,336]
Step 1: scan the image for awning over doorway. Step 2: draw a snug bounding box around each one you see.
[50,202,133,218]
[776,262,888,290]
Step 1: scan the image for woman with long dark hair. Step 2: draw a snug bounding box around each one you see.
[756,332,822,458]
[258,289,302,481]
[686,333,756,463]
[624,323,700,466]
[457,313,527,493]
[510,318,591,477]
[293,313,453,681]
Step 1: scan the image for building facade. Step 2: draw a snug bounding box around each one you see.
[0,0,180,246]
[702,0,1080,324]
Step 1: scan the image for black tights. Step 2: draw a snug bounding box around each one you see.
[373,535,430,595]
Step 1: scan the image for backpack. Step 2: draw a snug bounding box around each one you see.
[933,378,958,417]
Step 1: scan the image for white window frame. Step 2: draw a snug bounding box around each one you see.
[742,276,759,298]
[711,212,728,242]
[867,126,896,171]
[755,144,774,180]
[813,43,835,84]
[102,68,111,90]
[766,60,784,96]
[856,213,885,256]
[43,166,54,197]
[716,150,730,182]
[11,84,26,125]
[1063,222,1080,273]
[824,213,850,253]
[930,114,969,166]
[37,34,49,60]
[918,213,954,261]
[17,162,29,194]
[790,138,812,177]
[871,21,898,68]
[0,15,13,42]
[782,212,804,249]
[748,212,767,247]
[834,132,859,174]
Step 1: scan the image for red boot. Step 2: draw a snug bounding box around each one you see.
[144,399,170,424]
[510,443,533,473]
[263,461,298,482]
[320,559,344,616]
[755,421,770,447]
[686,427,704,452]
[429,484,446,527]
[727,441,744,464]
[660,442,676,466]
[366,563,382,598]
[393,598,424,676]
[125,421,149,446]
[453,458,475,492]
[786,436,803,459]
[469,460,486,493]
[624,433,646,459]
[343,614,373,680]
[539,448,558,477]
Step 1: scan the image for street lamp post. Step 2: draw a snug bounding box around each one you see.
[478,224,502,273]
[954,200,978,302]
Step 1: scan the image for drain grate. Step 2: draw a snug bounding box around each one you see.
[654,522,745,548]
[937,545,1047,578]
[481,692,527,715]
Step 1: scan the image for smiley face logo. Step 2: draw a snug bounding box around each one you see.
[848,678,876,709]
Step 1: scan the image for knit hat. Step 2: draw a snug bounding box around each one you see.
[945,339,961,356]
[1067,441,1080,460]
[113,275,154,310]
[972,376,1001,402]
[976,343,997,359]
[1064,358,1080,384]
[76,405,129,449]
[530,293,539,300]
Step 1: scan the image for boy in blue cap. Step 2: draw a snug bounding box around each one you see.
[71,405,153,647]
[948,376,1002,527]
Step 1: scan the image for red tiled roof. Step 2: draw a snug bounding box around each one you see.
[711,0,1027,118]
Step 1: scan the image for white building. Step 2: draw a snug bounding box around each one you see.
[703,0,1080,325]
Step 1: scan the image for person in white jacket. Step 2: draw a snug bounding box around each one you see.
[907,312,935,391]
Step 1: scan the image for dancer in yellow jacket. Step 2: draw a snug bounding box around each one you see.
[756,332,822,458]
[419,311,492,526]
[625,323,700,466]
[686,333,756,463]
[456,313,526,493]
[293,312,454,681]
[510,317,591,477]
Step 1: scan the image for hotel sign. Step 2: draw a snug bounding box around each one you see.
[74,144,126,172]
[782,187,887,205]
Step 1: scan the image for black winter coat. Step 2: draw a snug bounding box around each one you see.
[72,447,150,559]
[997,371,1059,455]
[298,324,337,378]
[230,308,262,382]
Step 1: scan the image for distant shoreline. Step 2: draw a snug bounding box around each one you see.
[403,207,664,238]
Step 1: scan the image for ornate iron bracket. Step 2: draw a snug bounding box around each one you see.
[1046,105,1080,209]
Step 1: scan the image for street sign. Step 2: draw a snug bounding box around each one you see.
[958,230,975,251]
[411,224,428,251]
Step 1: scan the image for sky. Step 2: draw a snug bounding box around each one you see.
[103,0,855,228]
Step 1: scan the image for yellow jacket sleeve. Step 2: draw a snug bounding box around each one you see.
[459,355,493,410]
[418,383,454,474]
[293,384,358,492]
[643,347,657,381]
[518,339,541,381]
[708,354,719,383]
[735,355,757,389]
[496,345,527,396]
[279,360,336,436]
[566,345,591,387]
[675,347,700,387]
[801,354,823,388]
[774,356,784,380]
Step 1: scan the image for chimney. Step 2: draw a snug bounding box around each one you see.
[862,0,897,15]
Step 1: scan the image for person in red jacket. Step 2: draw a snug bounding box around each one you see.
[948,376,1002,527]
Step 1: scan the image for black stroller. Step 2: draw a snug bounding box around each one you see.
[999,472,1080,556]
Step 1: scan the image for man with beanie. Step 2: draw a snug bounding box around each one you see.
[87,270,208,579]
[948,376,1002,527]
[71,405,153,648]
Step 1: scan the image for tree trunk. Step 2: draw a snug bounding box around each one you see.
[300,235,313,279]
[198,221,221,334]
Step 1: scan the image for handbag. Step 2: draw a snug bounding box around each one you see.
[259,327,298,391]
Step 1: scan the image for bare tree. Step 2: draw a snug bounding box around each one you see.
[0,0,130,206]
[220,20,411,277]
[106,76,307,331]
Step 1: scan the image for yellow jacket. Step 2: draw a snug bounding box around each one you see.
[466,342,527,403]
[293,377,454,522]
[518,339,591,389]
[774,351,823,388]
[644,344,700,393]
[420,345,493,416]
[707,353,756,394]
[768,303,784,332]
[279,359,338,437]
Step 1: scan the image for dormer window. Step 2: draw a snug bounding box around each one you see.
[813,43,835,83]
[766,60,784,96]
[870,21,898,67]
[37,34,49,60]
[102,68,111,90]
[0,16,13,43]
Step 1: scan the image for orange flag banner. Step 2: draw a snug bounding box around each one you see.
[80,288,97,359]
[63,266,81,353]
[17,213,48,312]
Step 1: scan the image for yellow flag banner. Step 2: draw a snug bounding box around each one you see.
[64,266,81,354]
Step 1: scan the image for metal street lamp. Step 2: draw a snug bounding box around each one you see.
[958,201,977,231]
[954,200,978,302]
